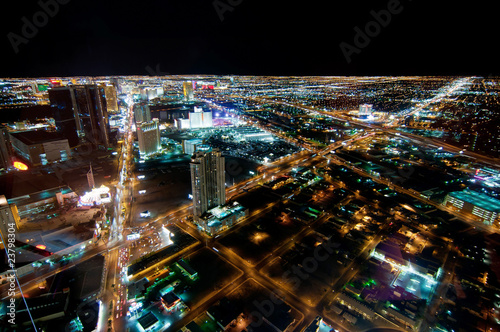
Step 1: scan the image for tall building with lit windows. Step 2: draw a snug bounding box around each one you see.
[101,84,118,113]
[134,103,151,124]
[359,104,373,115]
[183,81,194,101]
[0,195,20,249]
[48,85,110,148]
[190,147,225,217]
[137,119,161,157]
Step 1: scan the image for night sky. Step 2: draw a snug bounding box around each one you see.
[1,0,497,77]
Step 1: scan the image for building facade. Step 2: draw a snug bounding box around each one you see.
[102,84,118,113]
[0,195,20,248]
[189,107,212,128]
[0,126,12,170]
[183,81,194,101]
[175,107,212,129]
[9,130,71,166]
[444,190,500,225]
[48,85,110,148]
[190,147,225,218]
[359,104,373,115]
[196,202,248,235]
[137,119,161,157]
[183,139,203,156]
[134,103,151,124]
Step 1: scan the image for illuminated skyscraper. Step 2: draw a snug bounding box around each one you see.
[137,119,161,157]
[183,81,194,101]
[190,147,225,217]
[188,107,213,129]
[134,103,151,124]
[359,104,373,115]
[102,84,118,113]
[110,77,123,94]
[49,85,110,148]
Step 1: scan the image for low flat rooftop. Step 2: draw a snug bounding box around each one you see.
[449,190,500,212]
[0,172,65,200]
[8,185,73,206]
[203,201,245,220]
[10,130,66,145]
[138,312,158,330]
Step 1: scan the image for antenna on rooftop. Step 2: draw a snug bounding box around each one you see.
[87,163,95,189]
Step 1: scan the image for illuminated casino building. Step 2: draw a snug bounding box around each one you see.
[183,81,194,101]
[175,107,212,129]
[134,102,151,124]
[101,84,118,113]
[359,104,373,115]
[78,185,112,206]
[137,119,161,157]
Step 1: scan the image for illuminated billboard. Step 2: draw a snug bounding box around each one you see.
[13,161,28,171]
[78,185,112,206]
[37,84,49,92]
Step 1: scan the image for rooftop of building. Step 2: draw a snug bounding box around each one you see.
[7,185,74,206]
[74,254,105,300]
[0,171,67,200]
[177,259,197,276]
[200,202,246,223]
[16,291,69,322]
[448,190,500,212]
[161,291,180,306]
[191,146,221,159]
[138,312,159,330]
[10,129,67,145]
[208,297,239,328]
[375,240,405,263]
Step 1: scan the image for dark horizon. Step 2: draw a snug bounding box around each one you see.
[1,0,498,78]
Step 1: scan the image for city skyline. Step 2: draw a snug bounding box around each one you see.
[0,75,499,332]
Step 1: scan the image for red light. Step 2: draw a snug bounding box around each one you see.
[13,161,28,171]
[36,244,46,250]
